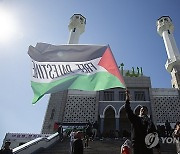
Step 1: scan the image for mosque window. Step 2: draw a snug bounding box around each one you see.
[104,91,114,101]
[73,28,76,32]
[17,135,20,138]
[134,91,145,101]
[22,135,25,138]
[119,91,126,101]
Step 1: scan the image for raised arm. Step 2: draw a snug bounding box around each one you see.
[125,90,138,123]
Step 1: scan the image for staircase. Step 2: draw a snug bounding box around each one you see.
[37,138,70,154]
[37,138,123,154]
[35,138,177,154]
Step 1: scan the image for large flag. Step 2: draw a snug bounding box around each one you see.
[28,43,126,104]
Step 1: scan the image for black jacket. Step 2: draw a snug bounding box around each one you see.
[0,149,13,154]
[125,100,159,154]
[72,139,83,154]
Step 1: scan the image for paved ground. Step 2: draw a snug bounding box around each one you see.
[84,139,123,154]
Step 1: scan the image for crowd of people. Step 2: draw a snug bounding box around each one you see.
[156,120,174,137]
[56,104,179,154]
[57,120,99,154]
[69,121,98,154]
[2,89,178,154]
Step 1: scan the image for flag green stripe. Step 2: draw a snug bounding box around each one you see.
[31,72,125,104]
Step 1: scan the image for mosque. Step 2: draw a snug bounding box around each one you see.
[2,14,180,149]
[41,15,180,135]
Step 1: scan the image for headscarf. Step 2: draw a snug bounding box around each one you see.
[139,114,153,133]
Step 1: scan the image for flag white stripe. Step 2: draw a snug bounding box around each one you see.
[31,57,107,83]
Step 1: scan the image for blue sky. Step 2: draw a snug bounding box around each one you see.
[0,0,180,145]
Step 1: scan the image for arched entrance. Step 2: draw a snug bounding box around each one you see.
[119,108,131,137]
[103,107,115,136]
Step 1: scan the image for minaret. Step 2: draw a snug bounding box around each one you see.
[41,14,87,134]
[157,16,180,88]
[68,14,86,44]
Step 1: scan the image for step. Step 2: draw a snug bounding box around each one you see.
[37,138,177,154]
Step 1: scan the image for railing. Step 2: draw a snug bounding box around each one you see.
[13,132,59,154]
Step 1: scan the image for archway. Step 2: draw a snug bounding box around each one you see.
[103,107,115,137]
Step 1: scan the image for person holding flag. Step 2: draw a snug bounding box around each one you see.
[125,90,161,154]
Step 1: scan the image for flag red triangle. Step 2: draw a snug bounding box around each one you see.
[98,47,125,86]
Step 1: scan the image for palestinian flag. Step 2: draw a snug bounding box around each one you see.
[28,43,126,104]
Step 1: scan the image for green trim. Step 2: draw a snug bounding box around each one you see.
[31,72,126,104]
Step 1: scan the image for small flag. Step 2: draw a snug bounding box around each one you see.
[28,43,126,104]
